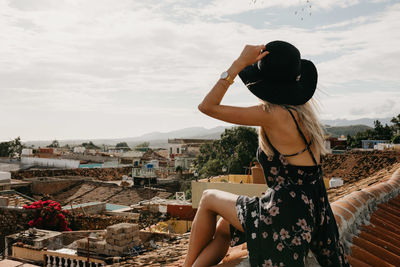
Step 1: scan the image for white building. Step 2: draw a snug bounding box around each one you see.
[21,149,33,156]
[73,146,86,154]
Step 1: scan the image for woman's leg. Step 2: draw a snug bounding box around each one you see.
[192,217,231,267]
[183,189,244,267]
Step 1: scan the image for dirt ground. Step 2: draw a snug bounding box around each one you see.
[322,150,400,182]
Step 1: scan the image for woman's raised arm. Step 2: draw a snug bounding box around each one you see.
[198,45,273,126]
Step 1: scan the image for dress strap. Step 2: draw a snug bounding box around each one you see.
[283,106,319,166]
[263,131,280,154]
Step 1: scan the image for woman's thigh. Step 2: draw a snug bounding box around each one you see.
[200,189,244,232]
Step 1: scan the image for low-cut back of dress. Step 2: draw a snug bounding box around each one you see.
[229,106,349,267]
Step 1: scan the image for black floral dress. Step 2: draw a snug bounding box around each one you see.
[229,107,349,267]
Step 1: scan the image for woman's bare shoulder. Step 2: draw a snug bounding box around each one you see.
[262,105,293,129]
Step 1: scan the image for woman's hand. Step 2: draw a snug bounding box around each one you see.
[236,44,269,69]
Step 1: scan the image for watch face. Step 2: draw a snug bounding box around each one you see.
[221,71,228,79]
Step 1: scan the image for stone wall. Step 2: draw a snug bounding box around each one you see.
[30,179,83,195]
[11,167,132,181]
[0,207,33,254]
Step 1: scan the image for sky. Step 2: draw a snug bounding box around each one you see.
[0,0,399,141]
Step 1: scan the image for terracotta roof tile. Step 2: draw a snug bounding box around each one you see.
[358,231,400,256]
[377,202,400,217]
[333,199,358,214]
[373,208,400,226]
[361,184,384,199]
[331,167,400,267]
[340,194,364,208]
[331,203,355,221]
[361,224,400,248]
[350,245,395,267]
[352,236,400,266]
[346,190,373,205]
[370,213,400,235]
[345,255,372,267]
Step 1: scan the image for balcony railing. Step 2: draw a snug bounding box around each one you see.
[44,251,105,267]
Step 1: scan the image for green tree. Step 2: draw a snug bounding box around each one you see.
[195,126,258,177]
[372,120,392,140]
[9,137,23,158]
[0,141,11,157]
[47,140,60,148]
[134,141,150,151]
[346,116,399,148]
[116,142,131,151]
[62,144,70,149]
[135,141,149,148]
[81,141,100,149]
[392,134,400,144]
[391,114,400,132]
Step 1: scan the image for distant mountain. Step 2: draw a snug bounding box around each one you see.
[24,116,395,148]
[322,117,392,127]
[24,126,233,149]
[324,125,372,138]
[125,126,231,141]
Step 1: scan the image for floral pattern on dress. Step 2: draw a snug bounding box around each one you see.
[229,145,349,267]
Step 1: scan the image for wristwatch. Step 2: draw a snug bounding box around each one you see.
[220,71,234,84]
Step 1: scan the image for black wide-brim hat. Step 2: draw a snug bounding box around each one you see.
[239,40,317,106]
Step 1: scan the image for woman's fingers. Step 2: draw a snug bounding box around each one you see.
[256,50,269,61]
[257,44,266,51]
[237,44,269,67]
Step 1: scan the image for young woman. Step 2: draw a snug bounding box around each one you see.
[183,41,349,267]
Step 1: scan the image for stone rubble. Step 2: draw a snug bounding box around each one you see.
[322,150,400,182]
[77,223,141,257]
[109,234,189,267]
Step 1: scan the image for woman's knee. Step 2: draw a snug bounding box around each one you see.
[199,189,219,210]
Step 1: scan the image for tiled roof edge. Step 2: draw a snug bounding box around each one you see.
[331,168,400,252]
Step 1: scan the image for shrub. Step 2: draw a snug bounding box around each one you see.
[23,200,71,231]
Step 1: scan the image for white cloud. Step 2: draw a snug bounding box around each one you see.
[197,0,361,17]
[0,0,399,140]
[319,91,400,120]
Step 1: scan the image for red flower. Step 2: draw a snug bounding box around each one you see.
[23,199,70,231]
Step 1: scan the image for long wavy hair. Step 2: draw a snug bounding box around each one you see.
[259,99,327,157]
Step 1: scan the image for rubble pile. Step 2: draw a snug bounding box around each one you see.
[322,150,400,181]
[327,162,400,202]
[137,210,170,230]
[70,214,138,231]
[77,223,140,257]
[111,234,189,266]
[11,167,132,181]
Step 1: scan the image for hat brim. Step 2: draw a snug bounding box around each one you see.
[238,59,317,105]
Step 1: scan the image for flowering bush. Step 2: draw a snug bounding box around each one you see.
[23,200,71,231]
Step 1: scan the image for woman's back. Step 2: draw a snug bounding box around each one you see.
[261,105,321,166]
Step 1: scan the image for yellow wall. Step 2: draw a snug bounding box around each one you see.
[12,246,44,262]
[191,180,268,209]
[324,177,330,189]
[168,219,192,234]
[199,174,252,184]
[151,220,192,234]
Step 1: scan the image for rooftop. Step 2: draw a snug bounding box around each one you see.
[163,162,400,267]
[207,166,400,267]
[49,181,172,206]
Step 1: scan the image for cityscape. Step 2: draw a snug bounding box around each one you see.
[1,0,400,267]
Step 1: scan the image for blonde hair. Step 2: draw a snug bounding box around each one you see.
[259,99,327,157]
